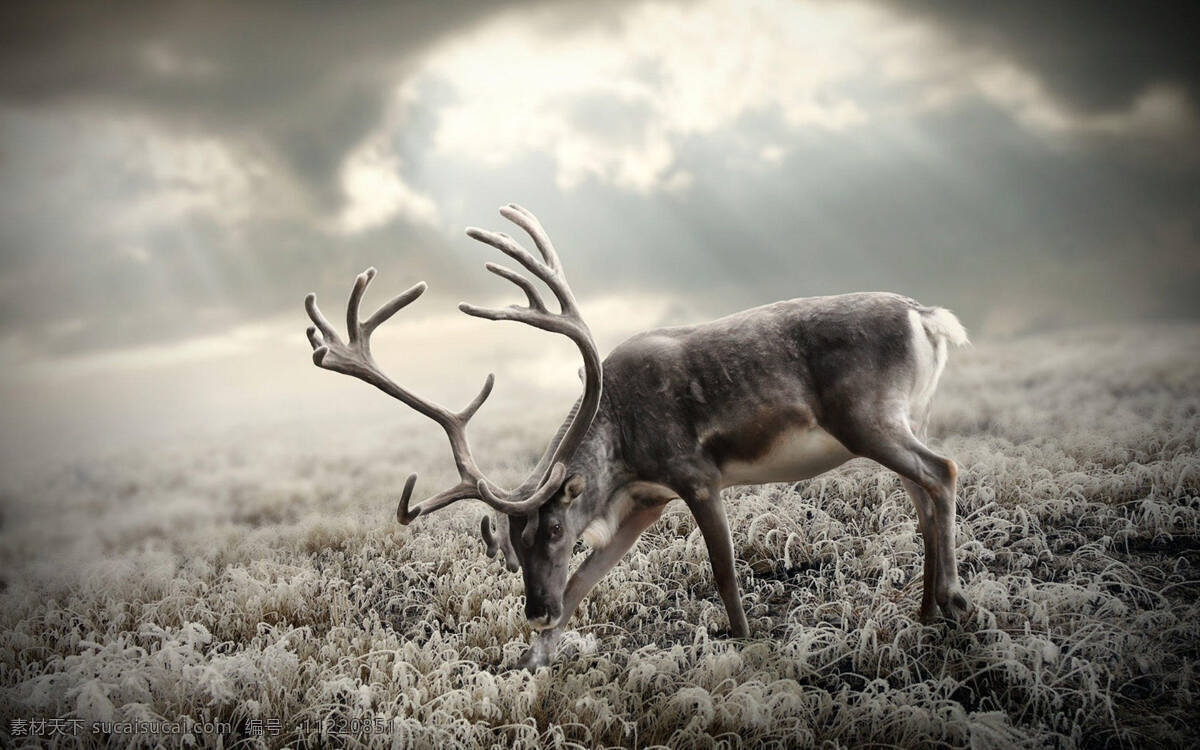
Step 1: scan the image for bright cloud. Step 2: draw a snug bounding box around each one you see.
[336,137,440,234]
[413,0,885,193]
[403,0,1198,193]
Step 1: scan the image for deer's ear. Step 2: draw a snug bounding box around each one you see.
[480,516,498,557]
[521,512,539,547]
[562,475,586,505]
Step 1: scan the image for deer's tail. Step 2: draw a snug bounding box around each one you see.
[919,306,970,349]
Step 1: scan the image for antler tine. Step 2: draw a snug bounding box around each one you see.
[397,474,481,525]
[501,203,562,272]
[396,457,564,526]
[457,300,580,337]
[484,262,548,313]
[304,293,342,362]
[396,473,420,523]
[305,323,323,352]
[363,276,426,335]
[345,267,375,343]
[464,227,555,290]
[457,372,495,421]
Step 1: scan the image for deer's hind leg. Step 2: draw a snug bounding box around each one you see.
[900,477,940,622]
[827,408,971,621]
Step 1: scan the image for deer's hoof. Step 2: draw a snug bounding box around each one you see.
[917,602,939,624]
[939,587,973,621]
[516,650,547,671]
[516,642,553,672]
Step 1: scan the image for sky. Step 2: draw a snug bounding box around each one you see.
[0,0,1197,472]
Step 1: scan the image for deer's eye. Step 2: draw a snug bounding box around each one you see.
[548,521,563,541]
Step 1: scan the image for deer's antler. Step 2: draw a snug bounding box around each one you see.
[303,205,601,523]
[461,205,603,499]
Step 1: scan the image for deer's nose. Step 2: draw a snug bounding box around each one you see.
[527,612,558,630]
[525,597,561,629]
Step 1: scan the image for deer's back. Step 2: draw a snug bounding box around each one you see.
[601,292,923,483]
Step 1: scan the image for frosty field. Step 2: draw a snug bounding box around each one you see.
[2,324,1199,749]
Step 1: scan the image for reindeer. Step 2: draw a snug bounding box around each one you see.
[304,204,972,669]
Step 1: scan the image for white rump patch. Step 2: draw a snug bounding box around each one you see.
[908,309,942,419]
[909,306,968,426]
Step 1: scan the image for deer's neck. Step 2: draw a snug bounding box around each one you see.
[565,415,639,547]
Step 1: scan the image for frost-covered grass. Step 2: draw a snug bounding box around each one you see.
[2,324,1199,749]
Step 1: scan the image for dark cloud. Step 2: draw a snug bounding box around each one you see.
[0,0,533,355]
[885,1,1200,113]
[0,1,530,205]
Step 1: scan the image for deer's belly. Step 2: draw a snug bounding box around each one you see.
[718,425,854,487]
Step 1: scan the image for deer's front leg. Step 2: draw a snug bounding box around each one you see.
[517,504,665,670]
[687,487,750,638]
